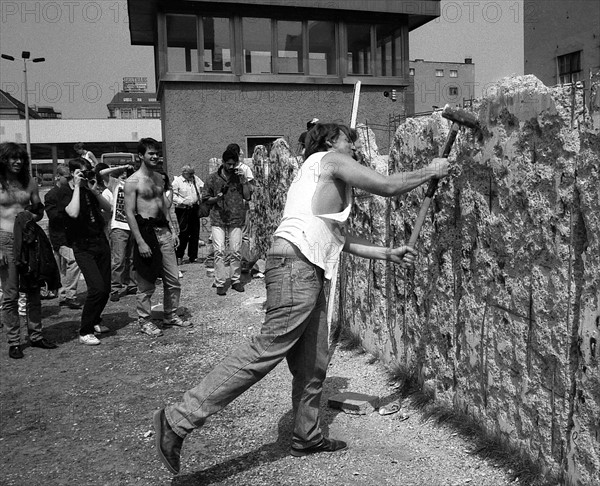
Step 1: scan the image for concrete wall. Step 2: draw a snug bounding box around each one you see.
[160,82,406,180]
[338,75,600,484]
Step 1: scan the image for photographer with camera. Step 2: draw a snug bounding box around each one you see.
[204,147,253,295]
[55,157,112,345]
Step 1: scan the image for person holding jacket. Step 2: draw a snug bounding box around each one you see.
[0,142,57,359]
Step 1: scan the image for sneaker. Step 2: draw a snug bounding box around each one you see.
[60,299,83,309]
[254,272,265,279]
[94,324,110,334]
[125,287,138,296]
[163,315,192,328]
[140,320,163,337]
[79,334,101,346]
[232,282,245,293]
[178,271,183,279]
[110,292,120,302]
[216,287,226,296]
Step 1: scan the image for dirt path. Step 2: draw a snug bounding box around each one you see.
[1,261,520,485]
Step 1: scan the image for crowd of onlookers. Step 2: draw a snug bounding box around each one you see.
[0,139,259,358]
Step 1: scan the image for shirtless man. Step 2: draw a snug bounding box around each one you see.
[124,138,192,338]
[0,142,57,359]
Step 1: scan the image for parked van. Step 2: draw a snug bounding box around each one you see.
[101,152,136,167]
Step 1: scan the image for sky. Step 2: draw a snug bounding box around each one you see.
[0,0,524,119]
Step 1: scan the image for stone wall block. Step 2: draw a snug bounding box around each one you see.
[337,75,600,483]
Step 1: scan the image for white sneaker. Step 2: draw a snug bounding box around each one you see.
[139,320,163,337]
[94,324,110,334]
[79,334,100,346]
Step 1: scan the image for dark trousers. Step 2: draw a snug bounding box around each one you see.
[175,206,200,261]
[73,237,111,335]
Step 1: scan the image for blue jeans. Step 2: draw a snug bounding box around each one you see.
[72,237,111,335]
[0,230,43,345]
[109,228,137,294]
[135,227,181,322]
[165,253,329,448]
[212,225,242,287]
[56,246,81,302]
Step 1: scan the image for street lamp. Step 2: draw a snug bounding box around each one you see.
[1,51,45,174]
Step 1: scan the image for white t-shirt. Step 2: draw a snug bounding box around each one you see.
[107,177,130,231]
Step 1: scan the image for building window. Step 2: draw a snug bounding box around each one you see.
[203,17,232,72]
[147,109,161,118]
[347,23,372,75]
[167,14,198,72]
[121,108,132,119]
[277,20,303,74]
[450,70,458,78]
[308,21,336,75]
[243,18,273,74]
[449,87,458,96]
[375,24,402,77]
[149,98,157,102]
[123,97,132,102]
[558,51,582,84]
[409,67,415,76]
[435,69,444,77]
[159,14,408,81]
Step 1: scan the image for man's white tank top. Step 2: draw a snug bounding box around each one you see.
[273,151,352,280]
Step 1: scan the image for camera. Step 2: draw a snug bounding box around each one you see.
[81,169,96,181]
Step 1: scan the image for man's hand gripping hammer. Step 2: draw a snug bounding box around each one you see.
[405,105,481,257]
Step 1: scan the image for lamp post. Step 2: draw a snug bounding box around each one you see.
[1,51,45,174]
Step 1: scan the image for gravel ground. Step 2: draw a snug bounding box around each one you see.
[1,258,531,486]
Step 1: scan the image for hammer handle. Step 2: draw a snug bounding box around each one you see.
[407,122,459,248]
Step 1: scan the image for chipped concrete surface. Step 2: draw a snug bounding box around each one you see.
[339,75,600,485]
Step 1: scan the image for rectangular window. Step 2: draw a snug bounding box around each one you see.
[277,20,303,74]
[308,21,336,75]
[409,67,415,76]
[558,51,582,84]
[435,69,444,77]
[203,17,232,72]
[449,70,458,78]
[346,23,372,75]
[243,18,272,74]
[375,24,401,77]
[121,109,132,119]
[167,14,198,72]
[449,87,458,96]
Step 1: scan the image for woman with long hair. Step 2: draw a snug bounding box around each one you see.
[0,142,57,359]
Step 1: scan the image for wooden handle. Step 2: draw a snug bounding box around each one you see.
[406,122,459,249]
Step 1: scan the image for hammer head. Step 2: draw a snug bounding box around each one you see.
[441,104,480,130]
